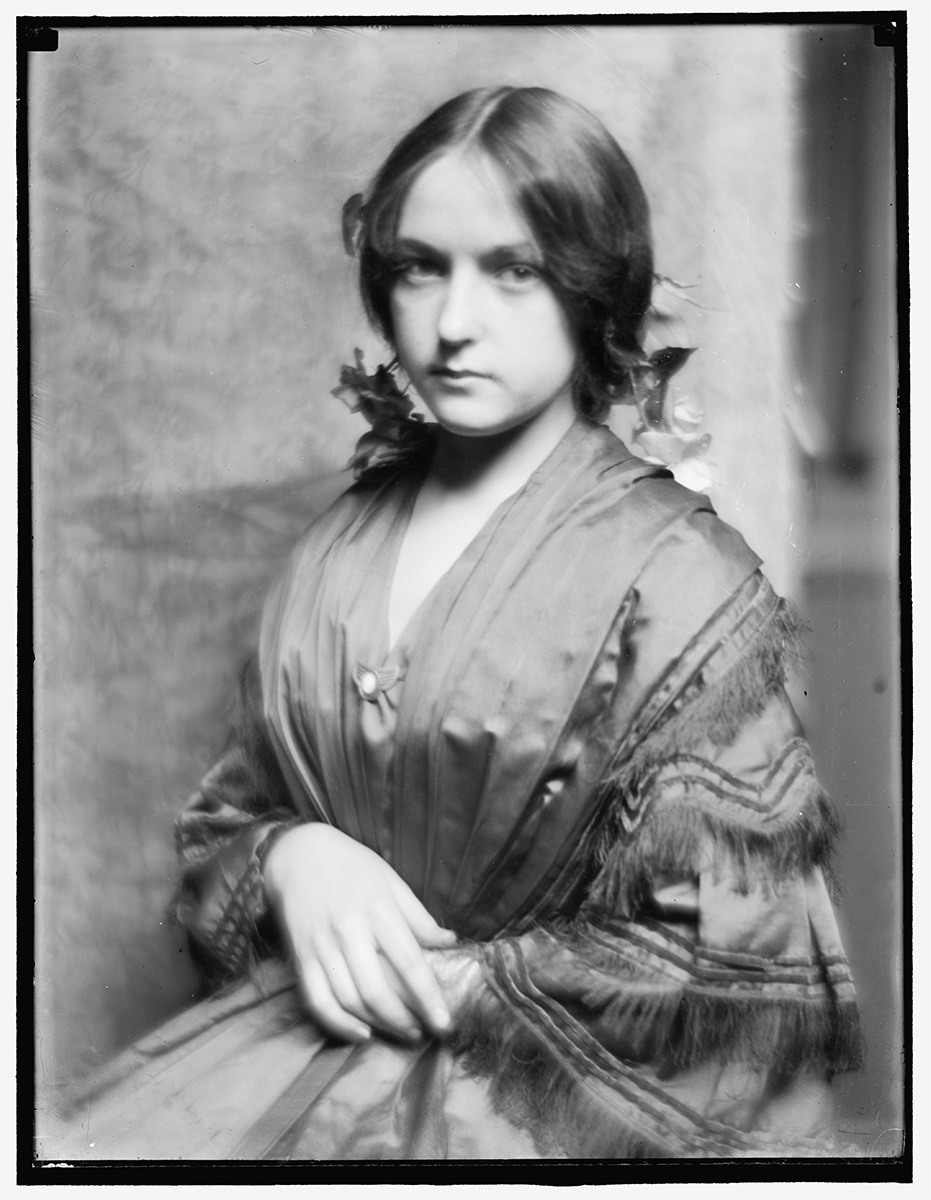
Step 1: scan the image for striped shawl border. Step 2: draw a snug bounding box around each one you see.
[610,571,795,774]
[639,737,825,822]
[513,921,860,1066]
[453,940,850,1159]
[575,918,855,994]
[594,572,810,815]
[588,736,840,920]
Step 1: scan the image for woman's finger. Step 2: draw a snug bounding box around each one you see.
[386,874,459,948]
[323,952,385,1030]
[299,956,372,1043]
[339,931,425,1041]
[372,910,452,1035]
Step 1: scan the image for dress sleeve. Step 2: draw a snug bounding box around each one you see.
[451,572,863,1158]
[173,657,304,984]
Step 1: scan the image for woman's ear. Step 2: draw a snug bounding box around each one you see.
[341,193,365,257]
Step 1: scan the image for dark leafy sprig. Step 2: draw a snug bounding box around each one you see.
[332,350,430,481]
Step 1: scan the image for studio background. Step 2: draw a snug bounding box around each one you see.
[31,23,901,1156]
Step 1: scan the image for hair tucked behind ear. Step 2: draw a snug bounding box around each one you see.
[356,86,654,422]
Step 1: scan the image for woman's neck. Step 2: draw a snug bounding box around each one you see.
[427,402,578,501]
[387,398,579,651]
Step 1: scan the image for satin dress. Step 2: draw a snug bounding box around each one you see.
[56,419,861,1160]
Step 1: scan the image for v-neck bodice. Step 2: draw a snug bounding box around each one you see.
[384,449,563,657]
[306,426,587,868]
[259,419,756,938]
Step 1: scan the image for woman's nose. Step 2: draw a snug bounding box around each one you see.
[436,269,482,346]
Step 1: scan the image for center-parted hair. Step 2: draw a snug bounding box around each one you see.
[357,86,654,422]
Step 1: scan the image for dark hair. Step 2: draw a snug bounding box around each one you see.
[356,86,654,421]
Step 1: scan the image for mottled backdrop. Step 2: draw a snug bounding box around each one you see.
[31,23,900,1155]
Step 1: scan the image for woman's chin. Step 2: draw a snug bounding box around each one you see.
[423,399,511,439]
[419,384,576,443]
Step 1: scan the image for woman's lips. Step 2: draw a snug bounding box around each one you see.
[429,367,488,379]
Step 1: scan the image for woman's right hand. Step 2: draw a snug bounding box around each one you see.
[263,823,459,1044]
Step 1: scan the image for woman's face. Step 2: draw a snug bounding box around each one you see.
[388,150,578,439]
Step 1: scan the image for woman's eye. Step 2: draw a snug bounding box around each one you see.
[396,258,442,282]
[497,263,541,287]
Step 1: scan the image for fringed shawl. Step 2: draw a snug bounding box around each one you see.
[175,417,861,1158]
[450,573,861,1156]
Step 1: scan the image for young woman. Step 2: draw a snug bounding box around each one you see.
[61,86,861,1160]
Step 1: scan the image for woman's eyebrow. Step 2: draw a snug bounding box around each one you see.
[392,237,542,262]
[481,241,542,263]
[392,237,444,258]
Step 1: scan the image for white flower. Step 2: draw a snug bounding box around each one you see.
[670,456,716,493]
[668,394,704,437]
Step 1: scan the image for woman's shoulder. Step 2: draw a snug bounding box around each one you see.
[271,457,424,585]
[583,421,704,512]
[623,475,766,633]
[576,434,762,623]
[585,423,759,578]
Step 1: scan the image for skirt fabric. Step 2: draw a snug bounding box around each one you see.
[50,960,546,1161]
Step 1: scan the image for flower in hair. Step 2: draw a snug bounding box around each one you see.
[623,346,714,491]
[332,349,431,481]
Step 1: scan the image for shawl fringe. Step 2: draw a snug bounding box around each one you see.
[668,595,808,750]
[452,969,848,1159]
[452,981,675,1158]
[604,596,808,796]
[586,781,840,918]
[586,598,840,912]
[504,921,862,1075]
[567,961,863,1074]
[672,990,863,1074]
